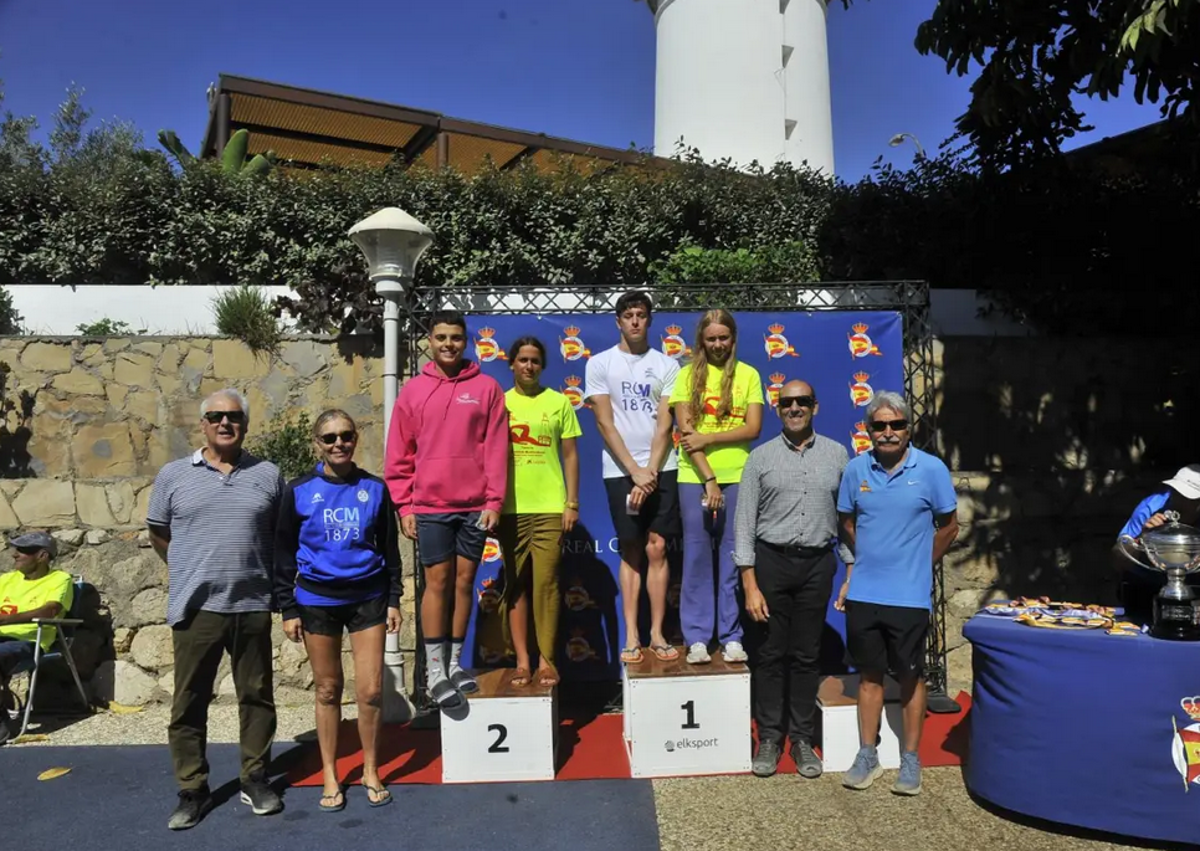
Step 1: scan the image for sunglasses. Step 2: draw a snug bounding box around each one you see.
[778,395,815,409]
[318,431,357,446]
[203,410,246,425]
[869,419,909,433]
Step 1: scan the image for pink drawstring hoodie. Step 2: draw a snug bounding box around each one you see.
[384,360,509,516]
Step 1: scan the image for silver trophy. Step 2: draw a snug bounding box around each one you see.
[1119,511,1200,640]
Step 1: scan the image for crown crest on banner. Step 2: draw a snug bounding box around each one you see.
[769,372,786,384]
[853,371,871,383]
[1181,696,1200,721]
[665,324,683,336]
[852,322,869,335]
[564,325,581,338]
[478,326,497,339]
[564,375,582,387]
[767,323,785,335]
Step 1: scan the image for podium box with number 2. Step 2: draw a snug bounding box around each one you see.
[621,648,751,778]
[441,669,557,783]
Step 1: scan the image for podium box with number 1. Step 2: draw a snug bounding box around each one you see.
[441,669,557,783]
[621,648,751,778]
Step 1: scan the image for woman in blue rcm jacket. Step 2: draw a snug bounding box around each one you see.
[275,409,401,813]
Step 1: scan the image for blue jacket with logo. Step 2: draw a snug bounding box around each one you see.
[274,465,400,620]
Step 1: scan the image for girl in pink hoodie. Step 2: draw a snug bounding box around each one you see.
[384,310,508,708]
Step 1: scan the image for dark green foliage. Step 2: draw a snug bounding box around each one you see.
[211,285,282,354]
[246,411,317,481]
[75,318,146,336]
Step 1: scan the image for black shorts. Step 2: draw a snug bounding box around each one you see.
[845,601,929,678]
[604,470,681,545]
[416,511,488,566]
[298,595,387,636]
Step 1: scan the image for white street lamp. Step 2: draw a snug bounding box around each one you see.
[888,132,926,161]
[348,207,434,443]
[348,206,433,724]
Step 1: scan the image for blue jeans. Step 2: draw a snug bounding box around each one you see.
[0,636,36,681]
[679,482,741,647]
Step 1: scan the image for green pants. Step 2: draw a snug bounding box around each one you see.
[169,610,276,791]
[498,513,563,665]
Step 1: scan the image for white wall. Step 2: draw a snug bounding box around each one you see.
[654,0,835,176]
[9,285,299,335]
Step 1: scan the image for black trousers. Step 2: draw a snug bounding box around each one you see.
[751,544,836,747]
[169,610,276,791]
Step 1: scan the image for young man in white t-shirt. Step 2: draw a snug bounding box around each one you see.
[584,291,682,664]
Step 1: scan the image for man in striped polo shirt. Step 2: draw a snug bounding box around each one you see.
[147,388,284,830]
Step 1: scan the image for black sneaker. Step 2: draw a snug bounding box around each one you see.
[168,788,213,830]
[240,778,284,816]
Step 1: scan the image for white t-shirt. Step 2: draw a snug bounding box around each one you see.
[584,345,680,479]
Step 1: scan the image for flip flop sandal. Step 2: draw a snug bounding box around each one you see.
[430,679,465,709]
[364,785,393,808]
[319,788,346,813]
[535,667,560,687]
[620,646,644,664]
[450,669,479,694]
[651,644,679,662]
[511,667,532,687]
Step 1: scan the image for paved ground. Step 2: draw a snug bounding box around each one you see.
[6,707,1189,850]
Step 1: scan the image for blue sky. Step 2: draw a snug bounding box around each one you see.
[0,0,1164,181]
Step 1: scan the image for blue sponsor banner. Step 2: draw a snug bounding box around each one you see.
[460,311,903,681]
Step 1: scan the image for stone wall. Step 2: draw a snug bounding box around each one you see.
[0,335,417,710]
[1,334,1189,704]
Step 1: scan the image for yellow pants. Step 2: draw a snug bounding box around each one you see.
[498,513,563,666]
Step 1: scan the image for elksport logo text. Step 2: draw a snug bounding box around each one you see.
[663,737,719,752]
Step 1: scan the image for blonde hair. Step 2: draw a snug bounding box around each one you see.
[690,309,738,421]
[312,408,357,439]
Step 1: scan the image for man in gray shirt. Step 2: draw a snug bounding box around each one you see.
[147,388,284,830]
[733,379,851,779]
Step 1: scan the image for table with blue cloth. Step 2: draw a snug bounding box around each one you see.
[966,613,1200,846]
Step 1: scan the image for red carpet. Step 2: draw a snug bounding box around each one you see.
[286,691,970,786]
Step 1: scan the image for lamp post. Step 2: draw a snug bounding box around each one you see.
[348,207,433,723]
[888,132,926,161]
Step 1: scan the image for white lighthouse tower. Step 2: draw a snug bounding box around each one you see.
[651,0,835,176]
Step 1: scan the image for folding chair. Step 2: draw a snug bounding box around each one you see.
[13,574,89,738]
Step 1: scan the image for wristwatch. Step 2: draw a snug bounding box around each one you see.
[565,501,580,509]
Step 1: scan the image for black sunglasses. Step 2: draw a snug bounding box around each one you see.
[778,395,815,409]
[869,419,909,433]
[318,430,357,446]
[203,410,246,425]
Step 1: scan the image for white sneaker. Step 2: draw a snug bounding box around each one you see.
[686,642,711,664]
[723,641,748,663]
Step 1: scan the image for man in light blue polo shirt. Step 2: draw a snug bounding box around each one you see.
[834,390,957,797]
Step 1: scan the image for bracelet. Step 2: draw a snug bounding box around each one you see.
[704,476,717,484]
[565,501,580,509]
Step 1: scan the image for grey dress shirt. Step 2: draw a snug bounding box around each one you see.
[732,431,853,567]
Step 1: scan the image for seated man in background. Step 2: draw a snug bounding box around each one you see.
[1113,465,1200,624]
[0,531,75,745]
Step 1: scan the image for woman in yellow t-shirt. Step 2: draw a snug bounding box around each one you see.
[499,335,582,688]
[670,309,764,666]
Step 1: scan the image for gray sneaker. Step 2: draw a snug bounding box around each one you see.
[893,751,922,795]
[842,746,882,790]
[751,739,781,777]
[791,740,823,779]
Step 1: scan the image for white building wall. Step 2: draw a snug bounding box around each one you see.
[783,0,835,174]
[654,0,834,176]
[8,285,299,336]
[5,285,1032,337]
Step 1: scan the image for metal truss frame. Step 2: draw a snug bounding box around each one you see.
[401,281,947,715]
